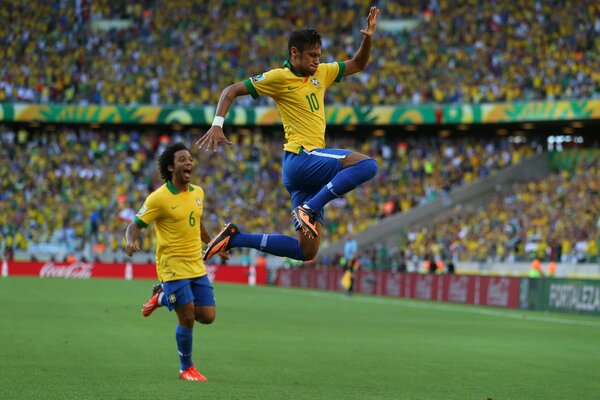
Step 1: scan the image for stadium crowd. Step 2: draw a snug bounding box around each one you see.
[340,149,600,271]
[1,0,598,267]
[1,0,598,106]
[0,126,538,261]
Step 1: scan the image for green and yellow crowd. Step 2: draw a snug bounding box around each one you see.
[1,0,598,265]
[399,150,600,266]
[0,126,537,260]
[1,0,597,105]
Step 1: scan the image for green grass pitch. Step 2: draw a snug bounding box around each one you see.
[1,277,599,399]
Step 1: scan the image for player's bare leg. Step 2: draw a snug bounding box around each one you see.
[195,306,215,325]
[340,151,370,169]
[296,221,322,261]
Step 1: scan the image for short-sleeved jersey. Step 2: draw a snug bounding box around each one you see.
[134,181,206,282]
[244,60,345,153]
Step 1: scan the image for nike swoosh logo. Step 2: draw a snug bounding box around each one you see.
[171,206,179,209]
[287,86,298,90]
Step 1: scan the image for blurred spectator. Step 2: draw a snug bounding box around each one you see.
[529,258,543,278]
[343,234,358,266]
[547,260,556,277]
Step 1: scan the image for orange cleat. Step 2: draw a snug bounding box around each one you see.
[179,365,207,381]
[202,222,239,261]
[292,206,318,238]
[142,284,163,317]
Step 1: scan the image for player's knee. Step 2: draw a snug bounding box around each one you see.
[362,158,379,179]
[302,247,318,261]
[179,313,196,328]
[195,309,215,324]
[196,315,215,325]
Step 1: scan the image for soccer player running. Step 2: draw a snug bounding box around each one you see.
[198,6,380,263]
[125,142,229,381]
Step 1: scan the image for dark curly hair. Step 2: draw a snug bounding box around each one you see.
[157,142,188,182]
[288,28,322,56]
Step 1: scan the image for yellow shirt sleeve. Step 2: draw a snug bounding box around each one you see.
[322,61,344,87]
[134,191,161,228]
[245,69,285,99]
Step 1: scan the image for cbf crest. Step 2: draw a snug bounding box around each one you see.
[196,198,202,208]
[251,73,265,83]
[311,78,320,86]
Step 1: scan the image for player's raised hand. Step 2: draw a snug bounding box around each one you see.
[361,6,380,37]
[196,126,233,152]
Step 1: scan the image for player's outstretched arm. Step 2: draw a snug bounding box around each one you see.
[197,82,250,152]
[343,6,380,77]
[125,222,143,257]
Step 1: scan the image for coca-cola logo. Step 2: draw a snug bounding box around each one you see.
[448,276,468,303]
[299,270,309,288]
[360,272,376,294]
[316,271,327,290]
[39,262,94,279]
[487,278,510,307]
[415,274,433,300]
[276,269,292,287]
[386,274,401,297]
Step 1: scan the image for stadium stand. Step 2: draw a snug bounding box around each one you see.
[1,0,597,106]
[394,149,600,268]
[0,1,598,277]
[0,125,540,262]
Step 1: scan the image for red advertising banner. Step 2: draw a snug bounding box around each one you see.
[274,269,521,309]
[4,260,267,285]
[478,276,520,308]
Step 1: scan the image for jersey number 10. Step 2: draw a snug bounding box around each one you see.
[306,93,320,112]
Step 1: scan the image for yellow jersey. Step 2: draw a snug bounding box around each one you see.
[134,181,206,282]
[244,60,345,153]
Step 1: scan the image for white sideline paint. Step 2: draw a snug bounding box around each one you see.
[270,286,600,328]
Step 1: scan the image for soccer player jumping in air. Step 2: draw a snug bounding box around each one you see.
[198,6,380,263]
[125,143,229,381]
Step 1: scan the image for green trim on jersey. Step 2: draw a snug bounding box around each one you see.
[283,60,304,77]
[282,59,344,80]
[246,61,343,153]
[134,182,207,281]
[166,181,195,194]
[244,79,260,99]
[334,61,345,82]
[167,181,179,194]
[134,216,148,228]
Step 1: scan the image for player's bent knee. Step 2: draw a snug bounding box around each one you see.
[196,315,215,324]
[302,247,319,261]
[195,307,216,324]
[175,303,197,328]
[298,238,319,261]
[363,158,379,179]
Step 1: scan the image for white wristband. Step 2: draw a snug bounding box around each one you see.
[212,116,225,128]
